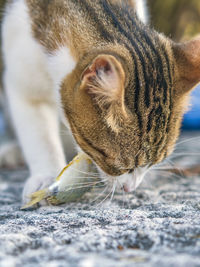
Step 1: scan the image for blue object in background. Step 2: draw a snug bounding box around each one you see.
[0,112,5,135]
[182,85,200,130]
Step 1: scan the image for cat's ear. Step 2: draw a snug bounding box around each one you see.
[173,37,200,94]
[81,54,125,105]
[81,54,128,131]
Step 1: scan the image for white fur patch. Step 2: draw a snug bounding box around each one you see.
[118,166,149,192]
[2,0,53,101]
[46,47,76,128]
[135,0,149,24]
[47,47,76,91]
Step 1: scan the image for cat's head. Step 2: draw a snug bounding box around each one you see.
[61,36,200,192]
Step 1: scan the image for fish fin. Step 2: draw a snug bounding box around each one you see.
[20,189,48,210]
[56,161,74,181]
[55,152,92,181]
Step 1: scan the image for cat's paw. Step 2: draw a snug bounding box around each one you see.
[22,174,55,206]
[0,141,24,168]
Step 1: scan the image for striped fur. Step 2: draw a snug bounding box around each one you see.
[7,0,200,176]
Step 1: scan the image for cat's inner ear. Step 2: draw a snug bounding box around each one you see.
[81,54,127,132]
[81,54,125,106]
[173,37,200,94]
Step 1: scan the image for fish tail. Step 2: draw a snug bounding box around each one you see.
[21,189,48,210]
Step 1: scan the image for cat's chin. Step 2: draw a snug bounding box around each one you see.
[96,164,149,193]
[117,166,149,192]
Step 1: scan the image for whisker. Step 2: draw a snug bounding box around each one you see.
[63,175,100,180]
[171,152,200,156]
[90,184,109,204]
[166,158,185,175]
[142,171,155,189]
[59,180,108,193]
[139,136,200,153]
[66,167,110,182]
[61,174,101,179]
[96,185,113,207]
[68,166,100,177]
[175,136,200,147]
[152,166,177,171]
[151,169,185,180]
[58,179,107,188]
[109,180,117,203]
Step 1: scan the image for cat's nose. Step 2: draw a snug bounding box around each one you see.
[123,184,131,193]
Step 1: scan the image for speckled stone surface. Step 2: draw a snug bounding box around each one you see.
[0,133,200,267]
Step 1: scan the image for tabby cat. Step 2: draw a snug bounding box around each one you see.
[2,0,200,204]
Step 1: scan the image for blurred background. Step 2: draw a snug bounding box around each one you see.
[148,0,200,130]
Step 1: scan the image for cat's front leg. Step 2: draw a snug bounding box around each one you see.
[4,78,66,204]
[2,1,67,204]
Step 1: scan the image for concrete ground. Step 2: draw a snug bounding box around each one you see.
[0,132,200,267]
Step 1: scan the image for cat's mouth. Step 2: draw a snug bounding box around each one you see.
[97,164,149,193]
[120,165,150,192]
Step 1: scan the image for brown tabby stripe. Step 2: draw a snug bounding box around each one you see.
[127,48,143,130]
[121,43,143,130]
[100,2,149,132]
[140,32,169,104]
[119,7,168,105]
[126,15,173,159]
[125,17,165,142]
[105,4,169,107]
[71,120,108,158]
[71,120,122,175]
[131,28,172,153]
[92,4,145,130]
[100,2,172,146]
[157,48,173,153]
[151,42,172,153]
[135,153,139,168]
[163,48,173,134]
[75,0,114,42]
[159,51,174,157]
[101,2,151,108]
[127,18,171,114]
[125,13,158,107]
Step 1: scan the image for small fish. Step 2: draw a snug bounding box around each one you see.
[21,153,99,209]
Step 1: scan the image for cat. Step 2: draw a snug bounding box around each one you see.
[1,0,200,204]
